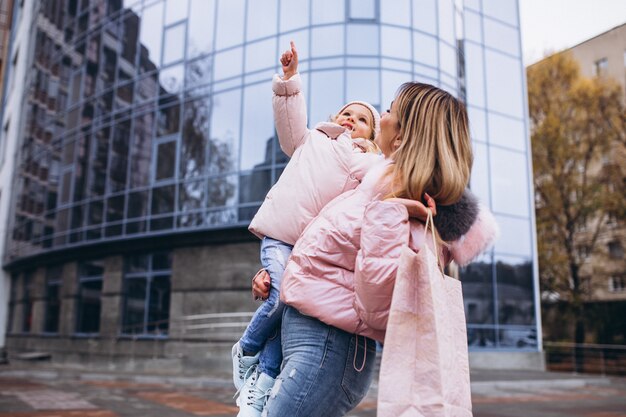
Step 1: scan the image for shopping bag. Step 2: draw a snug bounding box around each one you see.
[378,212,472,417]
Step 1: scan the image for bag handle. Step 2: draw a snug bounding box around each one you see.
[423,209,444,276]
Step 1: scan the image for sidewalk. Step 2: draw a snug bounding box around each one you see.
[0,363,625,416]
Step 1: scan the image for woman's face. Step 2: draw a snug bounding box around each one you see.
[375,100,401,157]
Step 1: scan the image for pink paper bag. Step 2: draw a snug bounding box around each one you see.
[378,216,472,417]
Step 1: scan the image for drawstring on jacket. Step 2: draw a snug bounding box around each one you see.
[353,335,367,372]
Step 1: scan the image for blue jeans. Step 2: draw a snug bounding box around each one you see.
[239,237,292,378]
[264,306,377,417]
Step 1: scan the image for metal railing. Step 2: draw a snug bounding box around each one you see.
[544,341,626,376]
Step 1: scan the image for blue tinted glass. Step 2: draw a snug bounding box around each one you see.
[280,0,309,31]
[468,106,487,141]
[312,0,345,24]
[490,147,529,217]
[215,0,245,49]
[210,89,241,173]
[412,0,437,34]
[495,255,536,327]
[461,252,495,325]
[485,50,523,117]
[482,0,518,26]
[349,0,376,20]
[382,27,411,60]
[494,215,532,257]
[159,64,184,96]
[484,18,520,57]
[381,71,409,113]
[246,38,277,73]
[438,0,455,42]
[163,23,186,65]
[464,42,485,108]
[381,0,410,26]
[470,141,490,204]
[347,24,379,56]
[311,25,344,58]
[139,2,163,69]
[246,0,278,41]
[241,83,274,171]
[464,10,482,43]
[310,70,344,126]
[214,48,243,81]
[413,32,438,67]
[346,70,380,107]
[488,113,526,152]
[188,0,215,58]
[165,0,188,25]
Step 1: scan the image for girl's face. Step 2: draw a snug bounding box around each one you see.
[335,104,374,140]
[375,100,401,157]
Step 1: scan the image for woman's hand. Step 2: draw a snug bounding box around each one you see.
[280,41,298,80]
[252,269,271,301]
[386,193,436,221]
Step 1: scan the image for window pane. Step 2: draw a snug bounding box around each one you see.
[482,0,518,26]
[468,106,486,141]
[381,27,410,60]
[464,10,482,43]
[413,32,437,67]
[239,169,272,205]
[464,43,485,108]
[139,2,163,69]
[381,71,408,115]
[280,0,309,31]
[312,0,344,24]
[496,255,536,327]
[129,112,154,188]
[412,0,437,34]
[122,277,147,334]
[310,70,344,128]
[349,0,376,20]
[346,70,380,108]
[148,275,171,334]
[188,0,215,58]
[152,185,176,214]
[485,50,523,117]
[181,98,209,179]
[210,89,241,173]
[311,25,344,58]
[207,175,237,207]
[241,83,274,171]
[347,24,379,56]
[157,103,181,136]
[439,42,457,79]
[246,0,278,41]
[155,140,177,181]
[489,147,529,217]
[484,18,520,57]
[214,47,243,81]
[438,0,455,42]
[246,38,277,73]
[215,0,245,49]
[163,23,186,65]
[494,215,532,257]
[381,0,410,26]
[488,113,526,152]
[77,279,102,334]
[164,0,188,25]
[470,141,490,204]
[461,253,495,325]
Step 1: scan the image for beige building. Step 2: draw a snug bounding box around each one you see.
[565,23,626,304]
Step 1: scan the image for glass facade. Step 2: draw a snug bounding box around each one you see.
[5,0,538,351]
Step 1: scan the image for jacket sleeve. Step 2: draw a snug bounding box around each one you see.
[272,73,309,157]
[354,201,410,331]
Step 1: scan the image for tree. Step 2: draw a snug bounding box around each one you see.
[527,53,626,364]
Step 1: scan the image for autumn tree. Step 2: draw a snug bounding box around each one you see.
[527,53,626,357]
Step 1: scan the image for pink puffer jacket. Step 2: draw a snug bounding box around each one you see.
[280,160,499,343]
[248,73,382,245]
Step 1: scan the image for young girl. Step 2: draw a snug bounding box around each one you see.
[232,41,387,417]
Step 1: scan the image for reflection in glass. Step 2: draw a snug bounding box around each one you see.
[467,327,496,348]
[181,98,209,179]
[122,278,146,334]
[207,175,237,208]
[214,48,243,81]
[152,185,175,215]
[412,0,437,34]
[495,255,535,326]
[165,0,189,25]
[130,111,154,188]
[464,10,482,43]
[485,50,523,117]
[467,106,486,141]
[241,83,274,170]
[163,23,186,65]
[461,253,495,324]
[239,170,272,205]
[210,90,240,173]
[381,71,409,114]
[464,42,485,108]
[159,64,184,96]
[246,0,278,40]
[489,147,529,217]
[470,141,490,204]
[437,0,455,42]
[188,0,215,58]
[215,0,245,50]
[139,2,164,69]
[157,103,181,137]
[347,24,379,56]
[439,43,457,79]
[155,140,177,181]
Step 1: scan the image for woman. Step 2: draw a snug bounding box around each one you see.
[252,82,498,417]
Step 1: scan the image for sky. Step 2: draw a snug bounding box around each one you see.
[519,0,626,65]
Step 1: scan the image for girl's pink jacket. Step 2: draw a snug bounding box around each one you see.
[280,161,499,343]
[248,73,382,245]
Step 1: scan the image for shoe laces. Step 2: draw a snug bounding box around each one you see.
[233,364,259,400]
[244,377,272,411]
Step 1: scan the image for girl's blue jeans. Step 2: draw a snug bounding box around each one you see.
[239,237,292,378]
[264,306,377,417]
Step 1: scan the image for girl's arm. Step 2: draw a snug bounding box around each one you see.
[353,201,410,331]
[273,41,309,156]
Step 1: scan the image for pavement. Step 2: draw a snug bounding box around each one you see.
[0,362,625,417]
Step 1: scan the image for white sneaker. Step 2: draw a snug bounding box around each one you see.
[232,341,260,390]
[237,371,275,417]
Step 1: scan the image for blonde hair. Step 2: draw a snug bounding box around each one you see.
[387,83,473,206]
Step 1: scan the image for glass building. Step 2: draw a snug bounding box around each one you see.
[2,0,541,369]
